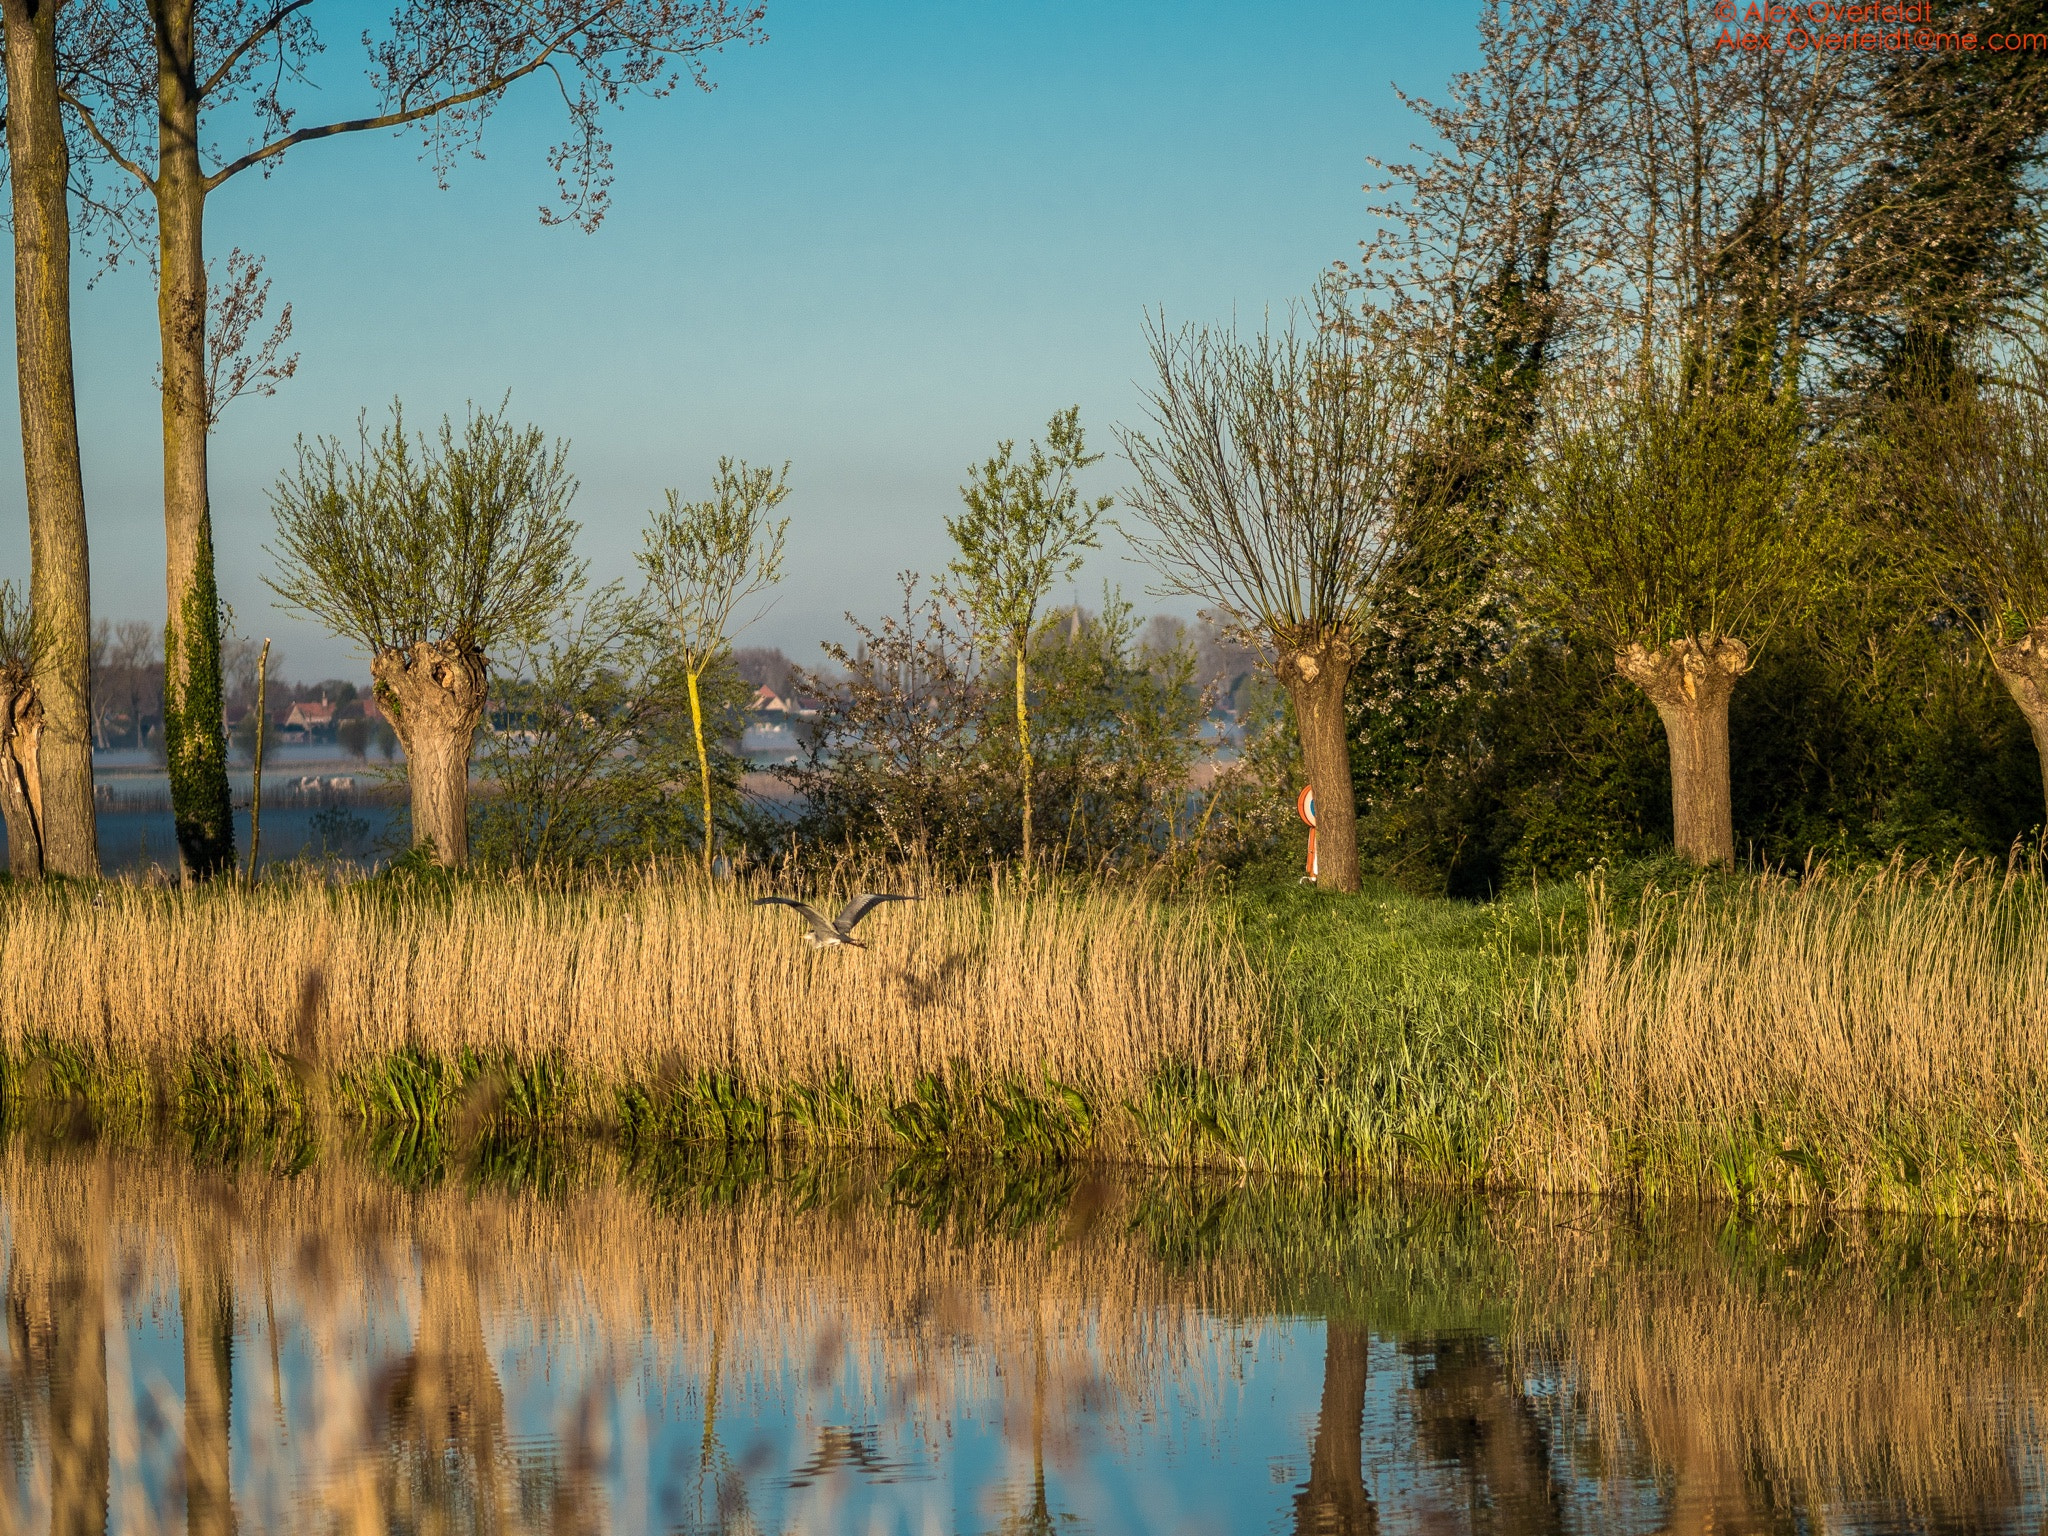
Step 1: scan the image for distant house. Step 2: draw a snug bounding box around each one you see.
[749,685,791,714]
[279,697,336,742]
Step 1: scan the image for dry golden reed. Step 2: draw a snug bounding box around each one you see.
[1506,859,2048,1213]
[0,873,1261,1107]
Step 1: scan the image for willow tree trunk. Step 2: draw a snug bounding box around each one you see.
[151,0,235,881]
[1292,1322,1377,1535]
[1278,636,1360,893]
[1992,622,2048,826]
[1616,637,1750,866]
[3,0,99,878]
[179,1231,235,1536]
[46,1212,109,1536]
[373,639,486,866]
[0,668,46,878]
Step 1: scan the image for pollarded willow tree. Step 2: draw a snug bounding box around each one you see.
[1514,365,1822,865]
[1120,309,1438,894]
[50,0,764,879]
[945,407,1108,869]
[0,581,49,878]
[638,457,788,873]
[1890,363,2048,823]
[267,403,582,867]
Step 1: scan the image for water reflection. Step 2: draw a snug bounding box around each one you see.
[0,1137,2044,1534]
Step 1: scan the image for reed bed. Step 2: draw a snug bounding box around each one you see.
[0,872,1262,1146]
[1504,859,2048,1215]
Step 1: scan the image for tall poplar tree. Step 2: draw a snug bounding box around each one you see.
[2,0,101,877]
[57,0,764,878]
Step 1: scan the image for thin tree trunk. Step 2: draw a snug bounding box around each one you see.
[1015,639,1033,867]
[3,0,99,879]
[0,668,46,878]
[688,668,713,872]
[47,1217,108,1536]
[179,1236,235,1536]
[1292,1321,1377,1536]
[1279,636,1360,894]
[1992,623,2048,827]
[1616,636,1749,866]
[151,0,235,881]
[373,638,485,866]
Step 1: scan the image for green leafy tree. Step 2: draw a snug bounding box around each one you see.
[475,584,737,867]
[638,458,789,873]
[266,402,582,867]
[1883,359,2048,824]
[1514,367,1824,864]
[946,407,1109,868]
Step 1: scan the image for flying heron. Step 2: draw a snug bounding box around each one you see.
[754,892,918,949]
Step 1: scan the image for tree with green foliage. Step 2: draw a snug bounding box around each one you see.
[1122,309,1436,894]
[266,403,582,867]
[1885,362,2048,824]
[1515,368,1823,864]
[638,458,789,873]
[475,584,734,868]
[945,407,1108,869]
[0,582,50,879]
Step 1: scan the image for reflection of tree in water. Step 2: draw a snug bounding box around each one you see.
[1403,1335,1561,1536]
[676,1323,761,1536]
[1292,1322,1377,1536]
[181,1212,236,1536]
[8,1222,109,1536]
[376,1237,521,1534]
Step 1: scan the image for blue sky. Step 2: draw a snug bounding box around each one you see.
[2,1,1478,681]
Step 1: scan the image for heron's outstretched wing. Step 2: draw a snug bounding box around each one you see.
[754,896,839,942]
[836,892,919,934]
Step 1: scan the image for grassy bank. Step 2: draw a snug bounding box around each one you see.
[4,857,2048,1218]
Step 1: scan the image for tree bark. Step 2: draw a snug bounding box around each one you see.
[1279,635,1361,893]
[3,0,99,879]
[373,638,486,866]
[0,667,46,878]
[1292,1321,1377,1536]
[151,0,235,881]
[1616,636,1750,866]
[1991,620,2048,827]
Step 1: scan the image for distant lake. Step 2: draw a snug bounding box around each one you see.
[1,1137,2042,1534]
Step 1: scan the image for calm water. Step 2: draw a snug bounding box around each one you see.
[2,1139,2044,1534]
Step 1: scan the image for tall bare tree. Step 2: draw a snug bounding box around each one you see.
[267,403,583,866]
[945,407,1107,868]
[55,0,765,879]
[2,0,103,878]
[1121,307,1437,893]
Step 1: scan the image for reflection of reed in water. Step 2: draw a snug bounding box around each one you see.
[1,1145,2046,1534]
[1509,1211,2048,1534]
